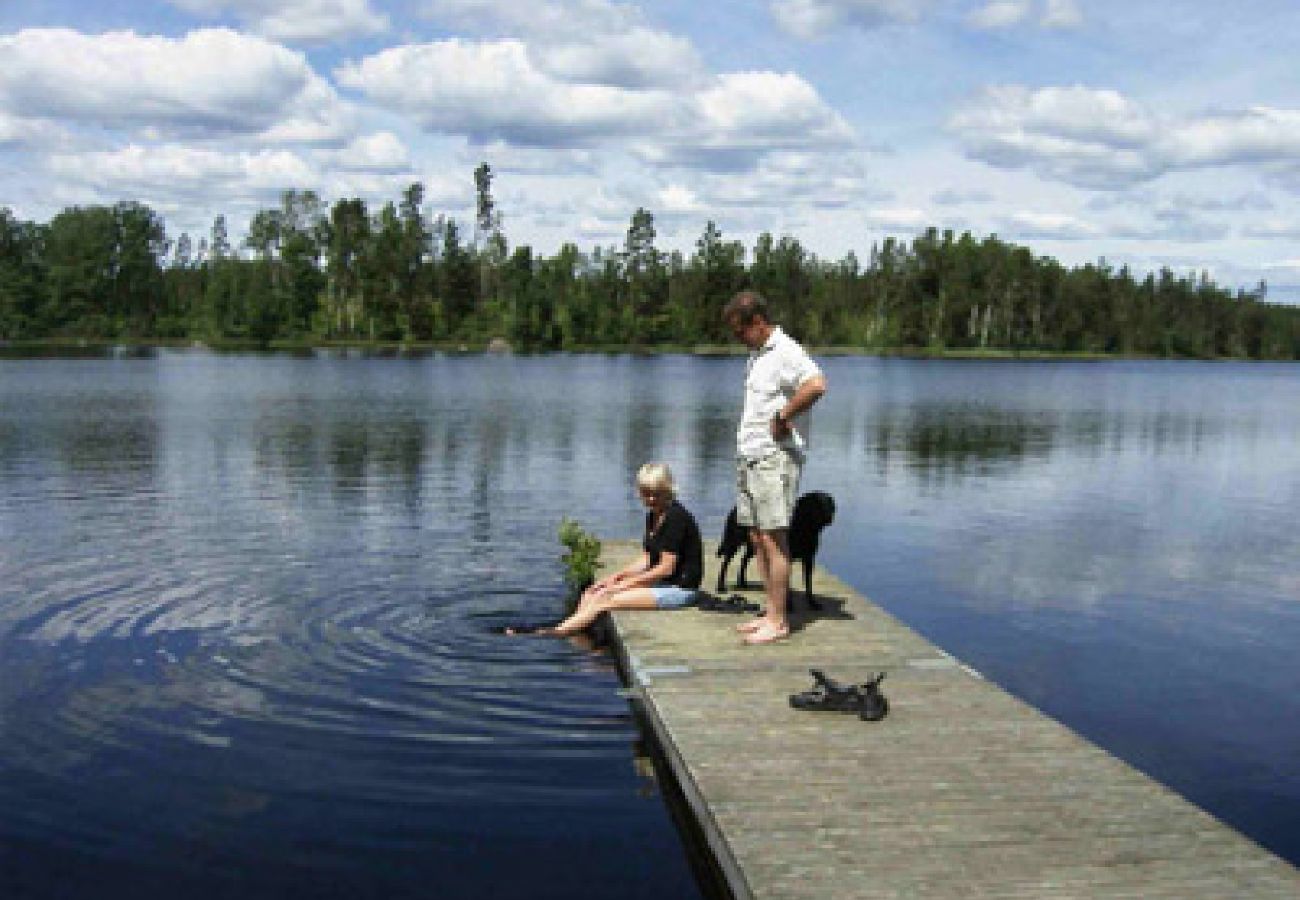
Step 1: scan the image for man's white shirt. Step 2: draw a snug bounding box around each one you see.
[737,326,822,461]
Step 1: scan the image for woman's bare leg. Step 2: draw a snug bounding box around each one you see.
[549,588,659,636]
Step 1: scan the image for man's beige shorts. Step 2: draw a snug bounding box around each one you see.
[735,451,803,531]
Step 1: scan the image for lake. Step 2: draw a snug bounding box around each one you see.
[1,350,1297,896]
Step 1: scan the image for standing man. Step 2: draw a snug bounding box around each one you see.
[723,291,827,645]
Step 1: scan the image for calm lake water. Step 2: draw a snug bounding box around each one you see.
[1,350,1297,896]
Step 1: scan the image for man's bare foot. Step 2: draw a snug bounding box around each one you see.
[742,621,790,645]
[735,617,766,634]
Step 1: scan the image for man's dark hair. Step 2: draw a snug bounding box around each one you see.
[723,290,770,325]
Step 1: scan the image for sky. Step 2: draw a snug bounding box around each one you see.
[1,0,1298,301]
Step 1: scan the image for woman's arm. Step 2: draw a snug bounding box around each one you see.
[594,551,652,590]
[615,551,675,590]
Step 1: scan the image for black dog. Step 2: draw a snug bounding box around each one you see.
[716,491,835,609]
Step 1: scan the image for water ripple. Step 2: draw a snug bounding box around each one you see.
[2,531,632,853]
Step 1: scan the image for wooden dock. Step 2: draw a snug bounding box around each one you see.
[599,539,1300,900]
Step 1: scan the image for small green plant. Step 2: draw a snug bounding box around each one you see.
[558,517,601,591]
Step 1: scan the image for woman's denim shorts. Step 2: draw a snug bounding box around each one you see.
[650,585,698,609]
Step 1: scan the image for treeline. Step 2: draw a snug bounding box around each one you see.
[2,167,1297,358]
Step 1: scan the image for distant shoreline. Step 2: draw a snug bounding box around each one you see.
[1,337,1282,362]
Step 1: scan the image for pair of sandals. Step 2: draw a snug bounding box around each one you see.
[789,669,889,721]
[696,593,761,614]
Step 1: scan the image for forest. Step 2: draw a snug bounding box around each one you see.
[2,164,1297,359]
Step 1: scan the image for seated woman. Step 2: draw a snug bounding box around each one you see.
[524,462,702,637]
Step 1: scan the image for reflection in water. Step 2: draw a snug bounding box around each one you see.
[0,353,707,899]
[0,351,1298,896]
[59,413,159,480]
[867,400,1224,480]
[873,403,1057,478]
[815,358,1300,863]
[625,389,667,479]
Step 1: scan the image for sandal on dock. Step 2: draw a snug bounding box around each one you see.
[857,672,890,722]
[698,594,760,614]
[789,669,890,721]
[695,594,726,611]
[725,594,761,614]
[789,669,862,712]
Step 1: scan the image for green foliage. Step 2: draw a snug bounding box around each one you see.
[558,517,601,590]
[0,208,46,338]
[4,169,1300,359]
[36,202,167,337]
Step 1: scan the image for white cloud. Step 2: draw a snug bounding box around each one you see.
[770,0,925,40]
[932,188,995,205]
[327,132,412,171]
[950,84,1158,188]
[336,39,675,147]
[576,216,620,242]
[338,41,855,170]
[775,0,1077,37]
[691,151,874,209]
[46,144,317,200]
[1162,107,1300,167]
[865,206,930,230]
[968,1,1033,30]
[1086,190,1274,214]
[319,170,426,206]
[481,147,602,178]
[428,0,639,37]
[1041,0,1083,29]
[0,111,70,148]
[970,84,1154,146]
[533,28,705,90]
[38,139,457,236]
[1243,223,1300,240]
[1003,210,1098,239]
[423,0,705,88]
[692,71,855,149]
[1173,192,1274,213]
[519,150,878,243]
[0,29,354,144]
[951,84,1300,190]
[968,0,1082,30]
[168,0,389,43]
[656,184,706,215]
[0,113,21,146]
[630,74,857,173]
[1268,164,1300,195]
[1112,209,1229,243]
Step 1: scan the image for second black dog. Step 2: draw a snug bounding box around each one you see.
[716,491,836,609]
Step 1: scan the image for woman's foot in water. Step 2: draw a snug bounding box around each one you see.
[503,624,555,636]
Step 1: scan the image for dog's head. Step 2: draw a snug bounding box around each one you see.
[797,491,835,529]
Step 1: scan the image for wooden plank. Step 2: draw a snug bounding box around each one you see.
[601,540,1300,900]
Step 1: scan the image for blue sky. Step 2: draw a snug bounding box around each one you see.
[2,0,1298,300]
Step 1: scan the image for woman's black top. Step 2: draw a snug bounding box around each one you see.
[643,500,703,590]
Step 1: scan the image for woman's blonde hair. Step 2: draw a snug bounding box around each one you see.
[635,462,676,499]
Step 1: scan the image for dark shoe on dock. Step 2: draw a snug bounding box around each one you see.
[789,669,863,713]
[857,672,889,722]
[697,594,760,614]
[789,669,890,721]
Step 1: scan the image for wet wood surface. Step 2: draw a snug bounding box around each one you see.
[601,539,1300,900]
